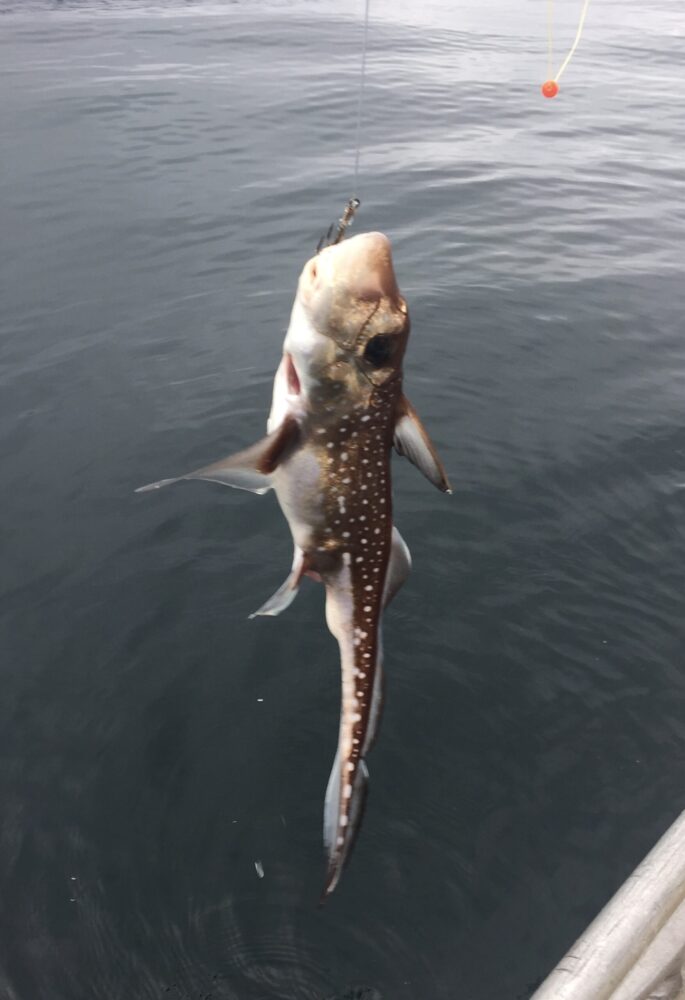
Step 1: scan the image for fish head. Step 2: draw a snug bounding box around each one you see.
[284,232,409,411]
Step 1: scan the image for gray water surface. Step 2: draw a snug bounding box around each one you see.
[1,1,684,998]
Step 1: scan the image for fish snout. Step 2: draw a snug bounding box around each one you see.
[301,232,401,311]
[331,231,400,304]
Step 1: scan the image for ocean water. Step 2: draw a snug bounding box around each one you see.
[1,1,684,997]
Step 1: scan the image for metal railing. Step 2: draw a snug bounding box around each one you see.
[531,810,685,1000]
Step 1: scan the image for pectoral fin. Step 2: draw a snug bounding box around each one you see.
[393,395,452,494]
[136,415,300,496]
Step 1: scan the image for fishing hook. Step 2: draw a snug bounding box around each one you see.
[316,198,361,253]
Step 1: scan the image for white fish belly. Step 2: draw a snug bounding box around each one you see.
[273,447,324,551]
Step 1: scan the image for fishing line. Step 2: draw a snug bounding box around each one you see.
[542,0,591,98]
[316,0,370,251]
[352,0,371,197]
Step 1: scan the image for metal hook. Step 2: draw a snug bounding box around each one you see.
[316,198,361,253]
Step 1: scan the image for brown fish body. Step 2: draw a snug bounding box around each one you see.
[271,374,402,894]
[289,377,399,566]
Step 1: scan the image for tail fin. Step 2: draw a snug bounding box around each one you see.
[319,527,410,898]
[322,749,369,899]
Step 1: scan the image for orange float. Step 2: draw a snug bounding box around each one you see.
[542,0,591,98]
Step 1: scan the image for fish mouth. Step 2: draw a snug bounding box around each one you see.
[284,352,301,396]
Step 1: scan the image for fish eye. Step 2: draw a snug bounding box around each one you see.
[363,335,394,368]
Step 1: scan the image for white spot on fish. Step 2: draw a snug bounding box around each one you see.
[341,451,348,461]
[363,605,371,613]
[344,785,352,798]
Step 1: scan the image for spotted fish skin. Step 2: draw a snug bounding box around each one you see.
[299,380,399,896]
[136,232,450,897]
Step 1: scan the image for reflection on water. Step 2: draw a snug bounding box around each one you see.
[1,1,684,998]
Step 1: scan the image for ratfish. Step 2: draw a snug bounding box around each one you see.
[137,231,451,896]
